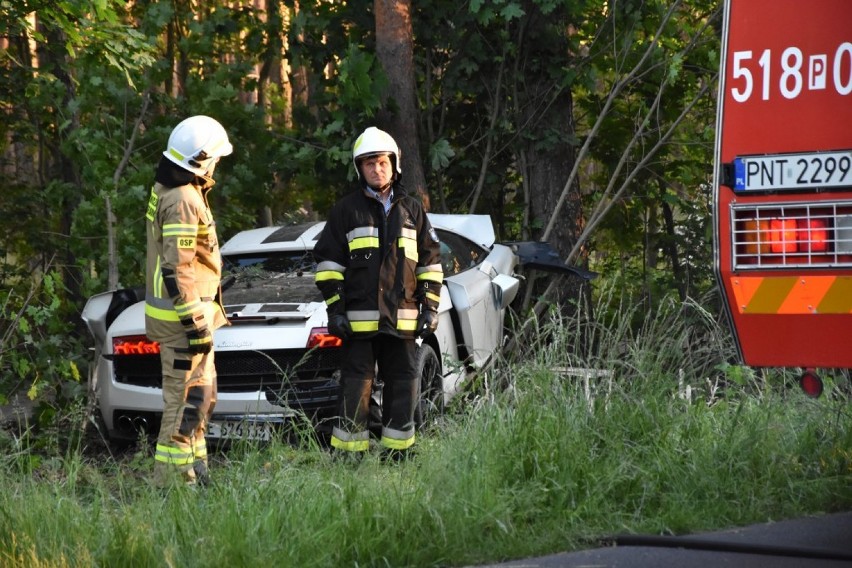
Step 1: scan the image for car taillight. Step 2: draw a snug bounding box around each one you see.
[306,327,342,349]
[113,335,160,355]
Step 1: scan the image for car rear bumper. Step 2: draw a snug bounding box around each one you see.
[96,363,339,441]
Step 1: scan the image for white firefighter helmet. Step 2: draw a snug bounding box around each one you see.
[163,115,233,176]
[352,126,401,179]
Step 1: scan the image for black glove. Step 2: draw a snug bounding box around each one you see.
[186,327,213,354]
[328,313,352,340]
[416,309,438,338]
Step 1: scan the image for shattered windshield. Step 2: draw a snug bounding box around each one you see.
[224,251,316,273]
[222,251,323,304]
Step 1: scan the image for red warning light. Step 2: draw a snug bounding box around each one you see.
[798,369,823,398]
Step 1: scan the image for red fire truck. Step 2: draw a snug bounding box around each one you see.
[713,0,852,396]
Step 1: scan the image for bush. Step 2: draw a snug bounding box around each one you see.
[0,269,89,451]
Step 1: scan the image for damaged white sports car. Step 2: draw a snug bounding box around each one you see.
[81,214,591,443]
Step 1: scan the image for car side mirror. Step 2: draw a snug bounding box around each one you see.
[491,273,519,310]
[81,292,114,344]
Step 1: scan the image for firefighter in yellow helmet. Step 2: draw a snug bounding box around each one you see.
[314,126,443,460]
[145,115,232,485]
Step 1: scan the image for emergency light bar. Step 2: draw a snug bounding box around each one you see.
[731,200,852,269]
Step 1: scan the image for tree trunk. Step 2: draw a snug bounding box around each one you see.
[286,1,310,124]
[169,0,191,98]
[515,4,588,312]
[37,19,84,302]
[659,179,686,301]
[374,0,430,210]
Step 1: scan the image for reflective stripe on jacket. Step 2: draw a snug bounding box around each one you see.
[145,180,228,344]
[314,185,443,338]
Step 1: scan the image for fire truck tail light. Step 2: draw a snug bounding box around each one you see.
[741,218,822,255]
[835,215,852,254]
[798,369,823,398]
[732,202,852,269]
[769,218,797,253]
[742,220,769,254]
[798,219,828,253]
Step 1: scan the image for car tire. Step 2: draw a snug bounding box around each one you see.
[414,343,442,430]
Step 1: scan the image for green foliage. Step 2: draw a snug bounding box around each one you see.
[429,138,456,171]
[3,0,724,453]
[2,0,723,290]
[0,270,87,424]
[335,44,387,116]
[578,0,721,301]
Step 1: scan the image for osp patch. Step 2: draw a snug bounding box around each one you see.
[178,237,196,249]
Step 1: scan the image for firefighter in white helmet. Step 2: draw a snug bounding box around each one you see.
[314,126,443,460]
[145,115,232,485]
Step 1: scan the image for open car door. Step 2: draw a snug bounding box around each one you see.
[430,214,596,370]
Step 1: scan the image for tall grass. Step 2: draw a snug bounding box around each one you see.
[1,292,850,567]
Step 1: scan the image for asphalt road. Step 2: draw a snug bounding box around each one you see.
[478,511,852,567]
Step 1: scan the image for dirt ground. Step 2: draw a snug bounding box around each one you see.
[0,393,136,464]
[0,391,36,429]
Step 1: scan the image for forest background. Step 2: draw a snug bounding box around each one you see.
[1,0,719,420]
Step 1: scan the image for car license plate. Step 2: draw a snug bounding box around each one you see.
[732,150,852,192]
[207,417,278,441]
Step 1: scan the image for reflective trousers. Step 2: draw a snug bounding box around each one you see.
[154,345,217,485]
[331,334,417,453]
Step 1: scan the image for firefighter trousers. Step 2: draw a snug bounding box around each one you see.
[331,334,417,453]
[154,345,217,485]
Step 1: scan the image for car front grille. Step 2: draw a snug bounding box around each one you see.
[111,347,342,411]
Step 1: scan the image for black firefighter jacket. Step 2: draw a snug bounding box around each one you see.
[313,185,443,338]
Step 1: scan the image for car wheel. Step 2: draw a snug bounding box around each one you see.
[414,343,442,429]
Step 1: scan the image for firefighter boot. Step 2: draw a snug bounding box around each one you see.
[330,376,373,455]
[380,377,417,455]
